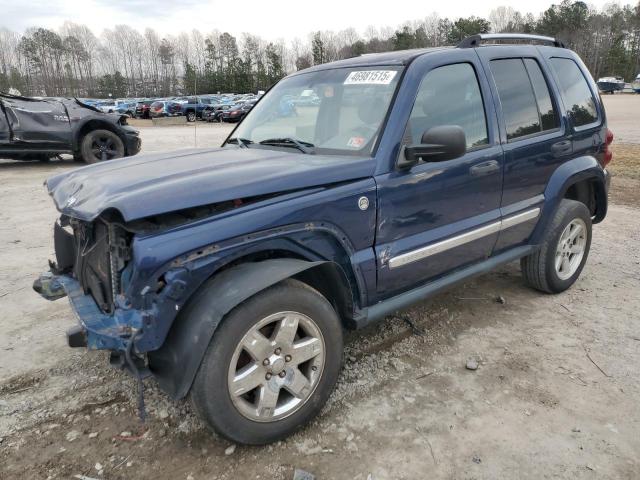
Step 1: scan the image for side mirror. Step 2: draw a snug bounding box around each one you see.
[398,125,467,170]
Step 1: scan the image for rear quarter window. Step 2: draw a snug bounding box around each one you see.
[549,57,598,127]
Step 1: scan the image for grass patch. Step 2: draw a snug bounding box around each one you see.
[609,143,640,180]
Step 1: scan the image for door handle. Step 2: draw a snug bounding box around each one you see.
[551,140,572,157]
[470,160,500,177]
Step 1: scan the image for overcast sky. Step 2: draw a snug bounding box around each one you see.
[1,0,619,41]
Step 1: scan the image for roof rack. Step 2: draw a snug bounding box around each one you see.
[458,33,566,49]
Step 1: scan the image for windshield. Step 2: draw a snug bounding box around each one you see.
[230,66,402,156]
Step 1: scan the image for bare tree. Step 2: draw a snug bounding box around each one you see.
[3,2,640,97]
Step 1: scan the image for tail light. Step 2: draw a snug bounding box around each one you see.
[603,128,614,167]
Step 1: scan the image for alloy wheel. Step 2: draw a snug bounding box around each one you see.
[91,136,120,162]
[227,311,325,422]
[555,218,587,280]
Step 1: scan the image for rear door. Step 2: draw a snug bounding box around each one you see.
[374,49,504,299]
[476,47,566,251]
[1,96,71,146]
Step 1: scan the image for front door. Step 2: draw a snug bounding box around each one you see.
[374,50,503,299]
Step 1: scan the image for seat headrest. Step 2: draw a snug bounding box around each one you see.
[358,96,385,125]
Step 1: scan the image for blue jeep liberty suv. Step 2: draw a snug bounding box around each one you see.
[35,34,612,445]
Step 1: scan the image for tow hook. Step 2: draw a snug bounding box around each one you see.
[33,271,67,300]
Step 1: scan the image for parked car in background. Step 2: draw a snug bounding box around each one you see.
[293,90,321,106]
[95,100,117,113]
[34,34,611,445]
[202,104,233,122]
[78,98,100,107]
[115,101,137,116]
[135,99,155,119]
[173,96,217,121]
[1,92,140,163]
[221,102,254,122]
[149,99,184,118]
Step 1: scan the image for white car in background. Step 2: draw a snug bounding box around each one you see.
[96,100,117,113]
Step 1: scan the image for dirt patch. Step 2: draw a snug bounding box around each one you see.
[608,143,640,206]
[0,371,45,395]
[610,143,640,180]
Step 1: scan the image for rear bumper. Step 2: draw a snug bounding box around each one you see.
[33,273,145,351]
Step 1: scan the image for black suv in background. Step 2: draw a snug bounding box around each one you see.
[0,93,141,163]
[221,102,255,122]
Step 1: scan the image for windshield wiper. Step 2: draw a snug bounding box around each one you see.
[259,137,315,154]
[227,137,252,148]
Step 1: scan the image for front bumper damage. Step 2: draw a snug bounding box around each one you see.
[34,270,152,420]
[122,126,142,156]
[33,272,147,352]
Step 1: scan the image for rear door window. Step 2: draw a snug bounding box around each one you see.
[490,58,559,141]
[523,59,559,132]
[549,57,598,127]
[407,63,488,149]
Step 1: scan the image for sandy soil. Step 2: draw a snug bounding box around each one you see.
[0,97,639,480]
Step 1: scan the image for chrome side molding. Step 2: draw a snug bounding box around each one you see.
[500,208,541,230]
[388,207,540,269]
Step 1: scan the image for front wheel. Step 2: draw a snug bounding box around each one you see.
[186,111,196,122]
[80,129,125,164]
[190,279,343,445]
[521,199,592,293]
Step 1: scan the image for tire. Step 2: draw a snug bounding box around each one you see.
[80,129,125,164]
[186,111,196,122]
[190,278,343,445]
[521,199,592,293]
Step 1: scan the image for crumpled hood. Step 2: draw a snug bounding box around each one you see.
[46,147,375,221]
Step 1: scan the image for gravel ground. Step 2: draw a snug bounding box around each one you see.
[0,97,639,480]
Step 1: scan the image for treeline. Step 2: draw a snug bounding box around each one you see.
[0,0,639,98]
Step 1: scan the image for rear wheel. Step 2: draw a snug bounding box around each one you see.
[521,199,592,293]
[186,111,196,122]
[191,279,343,445]
[80,129,125,164]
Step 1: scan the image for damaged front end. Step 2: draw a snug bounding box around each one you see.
[33,213,165,420]
[34,214,147,355]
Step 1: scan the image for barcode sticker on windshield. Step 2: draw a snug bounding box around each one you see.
[344,70,397,85]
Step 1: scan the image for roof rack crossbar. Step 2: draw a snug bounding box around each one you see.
[458,33,565,49]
